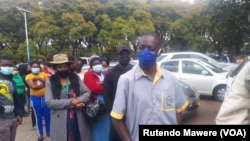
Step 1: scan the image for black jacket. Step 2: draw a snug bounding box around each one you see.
[103,64,133,114]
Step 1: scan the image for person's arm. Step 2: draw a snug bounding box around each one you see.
[83,71,103,94]
[25,79,44,89]
[12,81,23,125]
[111,117,132,141]
[45,79,72,109]
[103,73,113,113]
[176,112,182,124]
[33,72,47,84]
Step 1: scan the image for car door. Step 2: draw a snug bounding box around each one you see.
[180,60,213,95]
[160,60,180,78]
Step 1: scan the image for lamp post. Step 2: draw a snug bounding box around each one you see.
[16,7,31,63]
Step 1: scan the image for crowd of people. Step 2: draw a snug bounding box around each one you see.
[0,32,190,141]
[2,32,249,141]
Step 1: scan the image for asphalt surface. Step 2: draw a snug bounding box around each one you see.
[15,116,50,141]
[15,95,221,141]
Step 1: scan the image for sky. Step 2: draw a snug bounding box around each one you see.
[182,0,195,4]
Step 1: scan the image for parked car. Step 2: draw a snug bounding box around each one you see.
[157,52,238,72]
[226,56,250,91]
[160,58,228,102]
[80,57,90,65]
[80,60,200,119]
[179,81,200,119]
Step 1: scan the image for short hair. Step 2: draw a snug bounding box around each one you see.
[140,32,162,48]
[102,58,110,66]
[68,55,75,62]
[76,57,84,65]
[29,61,40,67]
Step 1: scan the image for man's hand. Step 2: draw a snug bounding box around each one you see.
[17,116,22,125]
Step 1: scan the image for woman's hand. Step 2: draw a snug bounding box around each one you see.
[70,98,80,106]
[96,81,103,85]
[75,102,85,108]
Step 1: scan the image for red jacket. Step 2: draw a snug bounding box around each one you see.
[83,70,104,95]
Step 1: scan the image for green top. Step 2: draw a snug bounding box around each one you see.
[12,74,25,95]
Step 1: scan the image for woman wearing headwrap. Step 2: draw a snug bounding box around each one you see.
[83,55,110,141]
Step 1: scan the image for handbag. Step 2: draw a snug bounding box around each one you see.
[83,95,106,122]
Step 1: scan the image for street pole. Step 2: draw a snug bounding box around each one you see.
[16,7,31,63]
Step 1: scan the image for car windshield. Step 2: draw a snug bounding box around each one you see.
[203,56,221,67]
[197,60,226,73]
[156,54,168,62]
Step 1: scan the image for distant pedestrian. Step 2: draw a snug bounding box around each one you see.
[25,61,50,141]
[12,66,26,117]
[18,63,35,127]
[222,50,236,63]
[44,55,55,78]
[103,45,133,141]
[74,57,85,81]
[101,58,110,76]
[84,55,110,141]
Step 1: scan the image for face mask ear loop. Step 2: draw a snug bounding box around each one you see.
[157,49,162,57]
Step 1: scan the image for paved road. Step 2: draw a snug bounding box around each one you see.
[15,116,50,141]
[15,95,222,141]
[182,95,222,125]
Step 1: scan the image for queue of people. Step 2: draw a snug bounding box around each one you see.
[1,32,191,141]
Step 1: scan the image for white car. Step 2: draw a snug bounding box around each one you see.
[159,58,228,102]
[157,52,238,72]
[80,57,90,65]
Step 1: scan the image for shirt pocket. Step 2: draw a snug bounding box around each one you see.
[159,92,175,112]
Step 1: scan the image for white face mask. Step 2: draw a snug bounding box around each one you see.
[0,67,13,75]
[31,68,40,74]
[92,64,102,73]
[102,67,108,72]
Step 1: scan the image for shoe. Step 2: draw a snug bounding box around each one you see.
[32,126,36,130]
[38,136,44,141]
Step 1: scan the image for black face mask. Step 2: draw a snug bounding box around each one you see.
[119,57,130,66]
[56,70,70,78]
[75,66,82,73]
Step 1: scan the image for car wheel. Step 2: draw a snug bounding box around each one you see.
[213,85,226,102]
